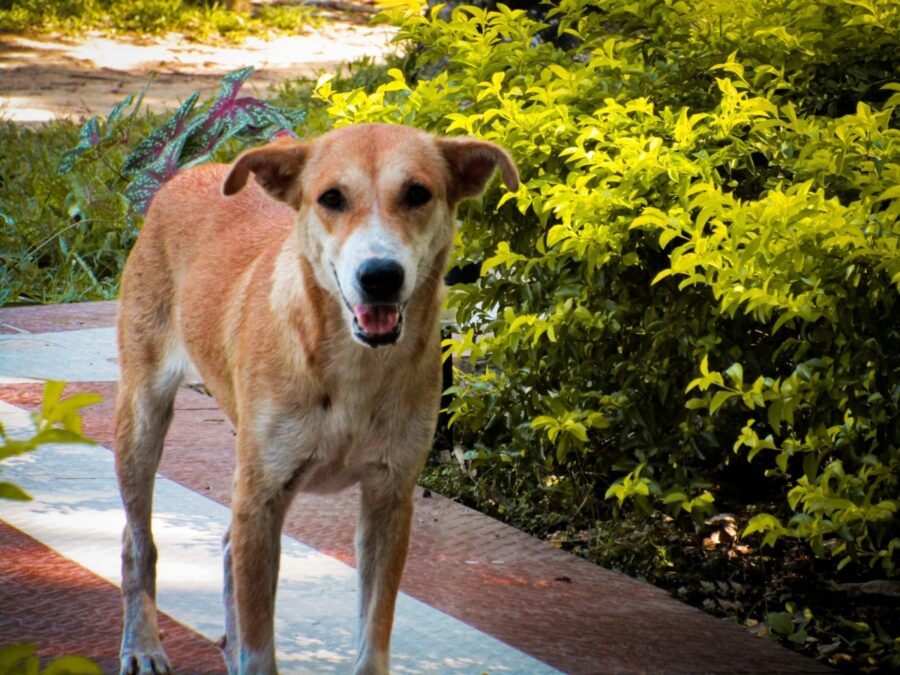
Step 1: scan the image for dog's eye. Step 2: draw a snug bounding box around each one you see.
[404,184,432,208]
[318,188,346,211]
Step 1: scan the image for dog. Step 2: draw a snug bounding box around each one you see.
[113,122,518,674]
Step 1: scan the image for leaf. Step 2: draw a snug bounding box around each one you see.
[700,354,710,377]
[546,225,571,248]
[0,643,37,671]
[121,92,200,174]
[43,656,104,675]
[180,66,304,168]
[531,415,557,429]
[567,422,588,442]
[57,117,101,174]
[876,184,900,202]
[40,380,67,420]
[43,392,103,431]
[725,362,743,387]
[767,611,795,636]
[0,482,32,501]
[104,93,137,129]
[710,390,737,414]
[604,482,624,502]
[555,436,570,463]
[123,131,191,214]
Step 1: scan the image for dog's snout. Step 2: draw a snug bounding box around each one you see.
[357,258,405,302]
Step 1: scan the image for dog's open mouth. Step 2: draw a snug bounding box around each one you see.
[352,304,403,347]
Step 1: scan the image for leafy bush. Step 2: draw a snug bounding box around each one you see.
[311,0,899,667]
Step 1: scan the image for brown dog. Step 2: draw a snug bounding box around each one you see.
[114,123,518,674]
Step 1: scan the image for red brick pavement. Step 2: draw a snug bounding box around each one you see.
[0,521,224,672]
[0,300,118,334]
[0,302,830,673]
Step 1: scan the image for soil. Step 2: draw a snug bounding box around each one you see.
[0,17,396,125]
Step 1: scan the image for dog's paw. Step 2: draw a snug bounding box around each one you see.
[119,649,173,675]
[217,634,238,674]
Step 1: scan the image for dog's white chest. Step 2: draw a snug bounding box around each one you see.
[258,385,392,494]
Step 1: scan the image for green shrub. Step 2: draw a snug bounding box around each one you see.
[320,0,900,568]
[312,0,899,667]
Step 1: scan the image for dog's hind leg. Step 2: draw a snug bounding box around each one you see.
[220,528,238,672]
[353,473,417,675]
[114,314,186,675]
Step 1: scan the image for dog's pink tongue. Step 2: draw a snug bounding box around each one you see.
[354,304,400,335]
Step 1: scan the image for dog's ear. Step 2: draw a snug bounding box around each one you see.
[222,138,309,208]
[438,138,519,203]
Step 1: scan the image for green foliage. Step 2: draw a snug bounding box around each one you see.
[0,643,101,675]
[0,117,136,305]
[0,381,101,501]
[0,0,320,41]
[0,67,303,304]
[313,0,899,667]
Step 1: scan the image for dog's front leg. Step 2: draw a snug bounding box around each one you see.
[226,465,289,674]
[354,474,416,675]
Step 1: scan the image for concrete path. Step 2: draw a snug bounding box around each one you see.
[0,301,828,673]
[0,21,395,124]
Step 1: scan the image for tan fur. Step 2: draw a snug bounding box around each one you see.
[114,123,517,675]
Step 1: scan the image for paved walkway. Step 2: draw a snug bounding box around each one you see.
[0,301,828,673]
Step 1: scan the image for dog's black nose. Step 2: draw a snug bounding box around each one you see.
[357,258,405,302]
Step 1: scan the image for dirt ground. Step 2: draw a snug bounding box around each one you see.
[0,18,396,125]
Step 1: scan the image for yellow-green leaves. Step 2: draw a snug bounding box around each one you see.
[0,643,102,675]
[0,382,100,502]
[604,463,655,504]
[480,241,526,275]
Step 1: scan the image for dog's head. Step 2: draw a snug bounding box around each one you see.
[222,123,518,348]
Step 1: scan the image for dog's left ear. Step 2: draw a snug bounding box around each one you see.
[439,138,519,203]
[223,138,309,208]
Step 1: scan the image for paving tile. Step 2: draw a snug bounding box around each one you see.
[0,520,224,673]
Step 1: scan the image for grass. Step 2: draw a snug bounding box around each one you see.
[0,0,323,43]
[0,115,149,305]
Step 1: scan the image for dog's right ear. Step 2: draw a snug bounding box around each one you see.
[222,139,309,208]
